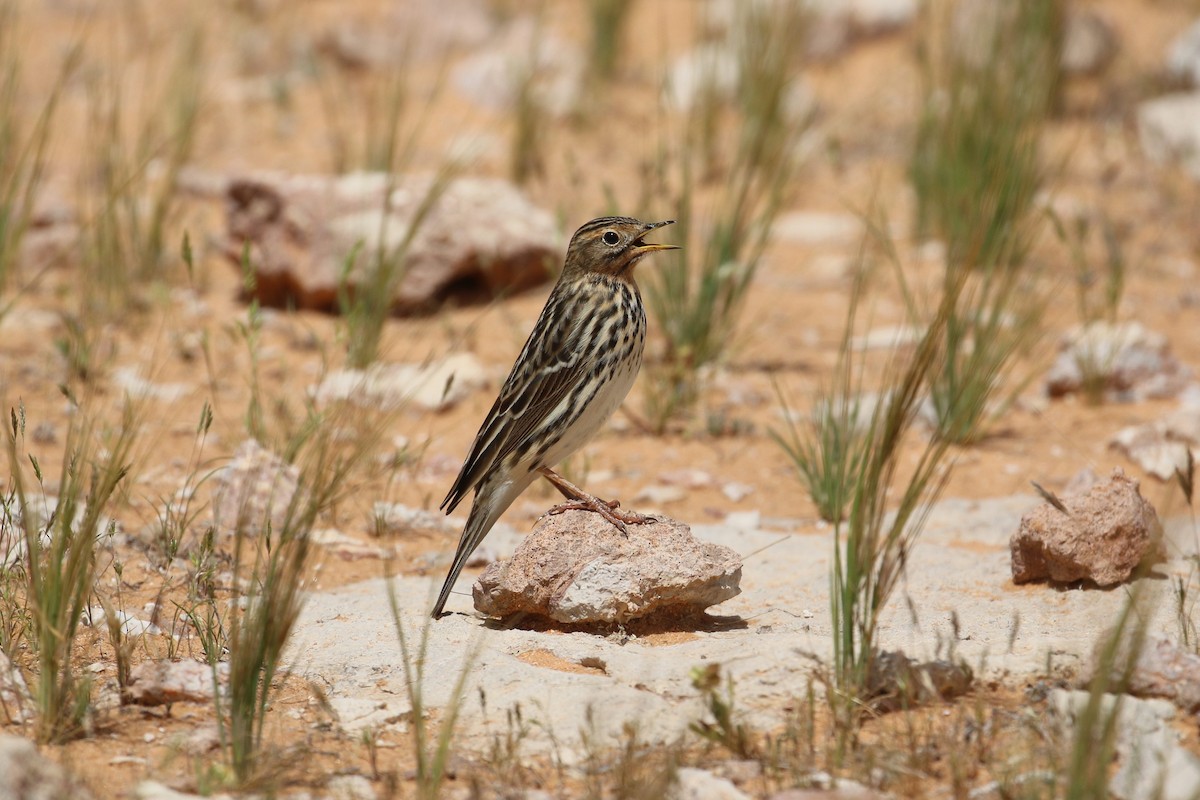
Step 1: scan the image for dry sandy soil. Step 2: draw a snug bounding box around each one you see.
[2,0,1200,798]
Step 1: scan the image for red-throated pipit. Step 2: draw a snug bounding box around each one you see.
[432,216,677,617]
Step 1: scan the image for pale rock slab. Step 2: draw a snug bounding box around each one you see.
[315,0,493,66]
[134,782,233,800]
[1167,18,1200,87]
[112,366,191,403]
[0,651,31,723]
[1110,405,1200,481]
[1061,9,1117,77]
[0,735,92,800]
[210,440,299,537]
[1082,636,1200,713]
[671,768,751,800]
[453,17,583,116]
[290,495,1191,757]
[312,353,488,413]
[371,502,458,537]
[1044,321,1191,402]
[1052,690,1200,800]
[1139,93,1200,181]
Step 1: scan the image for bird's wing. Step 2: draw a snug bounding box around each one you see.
[440,289,591,514]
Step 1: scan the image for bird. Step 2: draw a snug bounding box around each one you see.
[431,216,678,618]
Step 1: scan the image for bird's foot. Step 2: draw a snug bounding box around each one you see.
[545,496,655,535]
[539,466,656,535]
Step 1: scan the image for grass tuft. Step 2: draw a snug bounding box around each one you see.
[587,0,635,84]
[642,1,811,432]
[80,21,205,317]
[771,240,873,522]
[190,399,383,786]
[6,398,140,743]
[0,2,80,310]
[910,0,1062,443]
[387,582,480,800]
[910,0,1062,273]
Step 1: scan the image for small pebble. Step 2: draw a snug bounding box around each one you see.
[722,482,754,502]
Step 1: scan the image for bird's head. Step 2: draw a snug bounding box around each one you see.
[563,217,678,279]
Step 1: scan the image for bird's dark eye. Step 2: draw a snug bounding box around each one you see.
[602,230,620,246]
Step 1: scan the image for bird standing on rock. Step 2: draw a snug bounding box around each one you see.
[432,216,678,618]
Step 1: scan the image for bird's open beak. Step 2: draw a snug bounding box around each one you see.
[631,219,679,255]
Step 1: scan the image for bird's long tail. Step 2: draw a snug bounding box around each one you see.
[431,476,526,618]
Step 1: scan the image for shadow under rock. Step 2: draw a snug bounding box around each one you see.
[476,607,750,637]
[1009,568,1171,594]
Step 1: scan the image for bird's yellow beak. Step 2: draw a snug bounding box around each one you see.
[631,220,679,255]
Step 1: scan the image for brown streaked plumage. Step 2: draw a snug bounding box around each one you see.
[432,216,677,618]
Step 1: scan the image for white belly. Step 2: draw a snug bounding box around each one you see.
[539,349,642,469]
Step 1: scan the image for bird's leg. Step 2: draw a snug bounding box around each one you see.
[538,466,654,533]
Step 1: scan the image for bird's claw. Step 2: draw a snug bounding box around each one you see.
[544,496,653,537]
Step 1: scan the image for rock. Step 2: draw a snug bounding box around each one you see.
[0,307,61,339]
[311,527,390,560]
[0,651,31,723]
[315,0,493,67]
[851,326,923,351]
[461,522,522,568]
[659,469,714,489]
[863,650,973,712]
[664,43,818,118]
[1167,19,1200,87]
[723,510,761,530]
[1082,636,1200,713]
[86,606,162,637]
[473,511,742,624]
[126,660,217,706]
[837,0,917,35]
[325,774,377,800]
[1,494,75,570]
[223,171,559,314]
[771,211,861,246]
[1051,689,1200,800]
[210,440,300,537]
[1139,93,1200,181]
[18,185,80,272]
[769,783,884,800]
[671,768,751,800]
[134,782,233,800]
[313,353,487,413]
[704,0,915,59]
[327,696,409,735]
[183,725,221,756]
[290,493,1193,758]
[1061,9,1117,77]
[722,483,754,503]
[1044,322,1192,402]
[370,502,458,537]
[717,759,762,785]
[1110,406,1200,481]
[112,366,191,403]
[452,17,583,116]
[1063,467,1102,496]
[0,735,92,800]
[663,44,740,112]
[634,485,688,506]
[947,0,1010,68]
[1010,468,1162,586]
